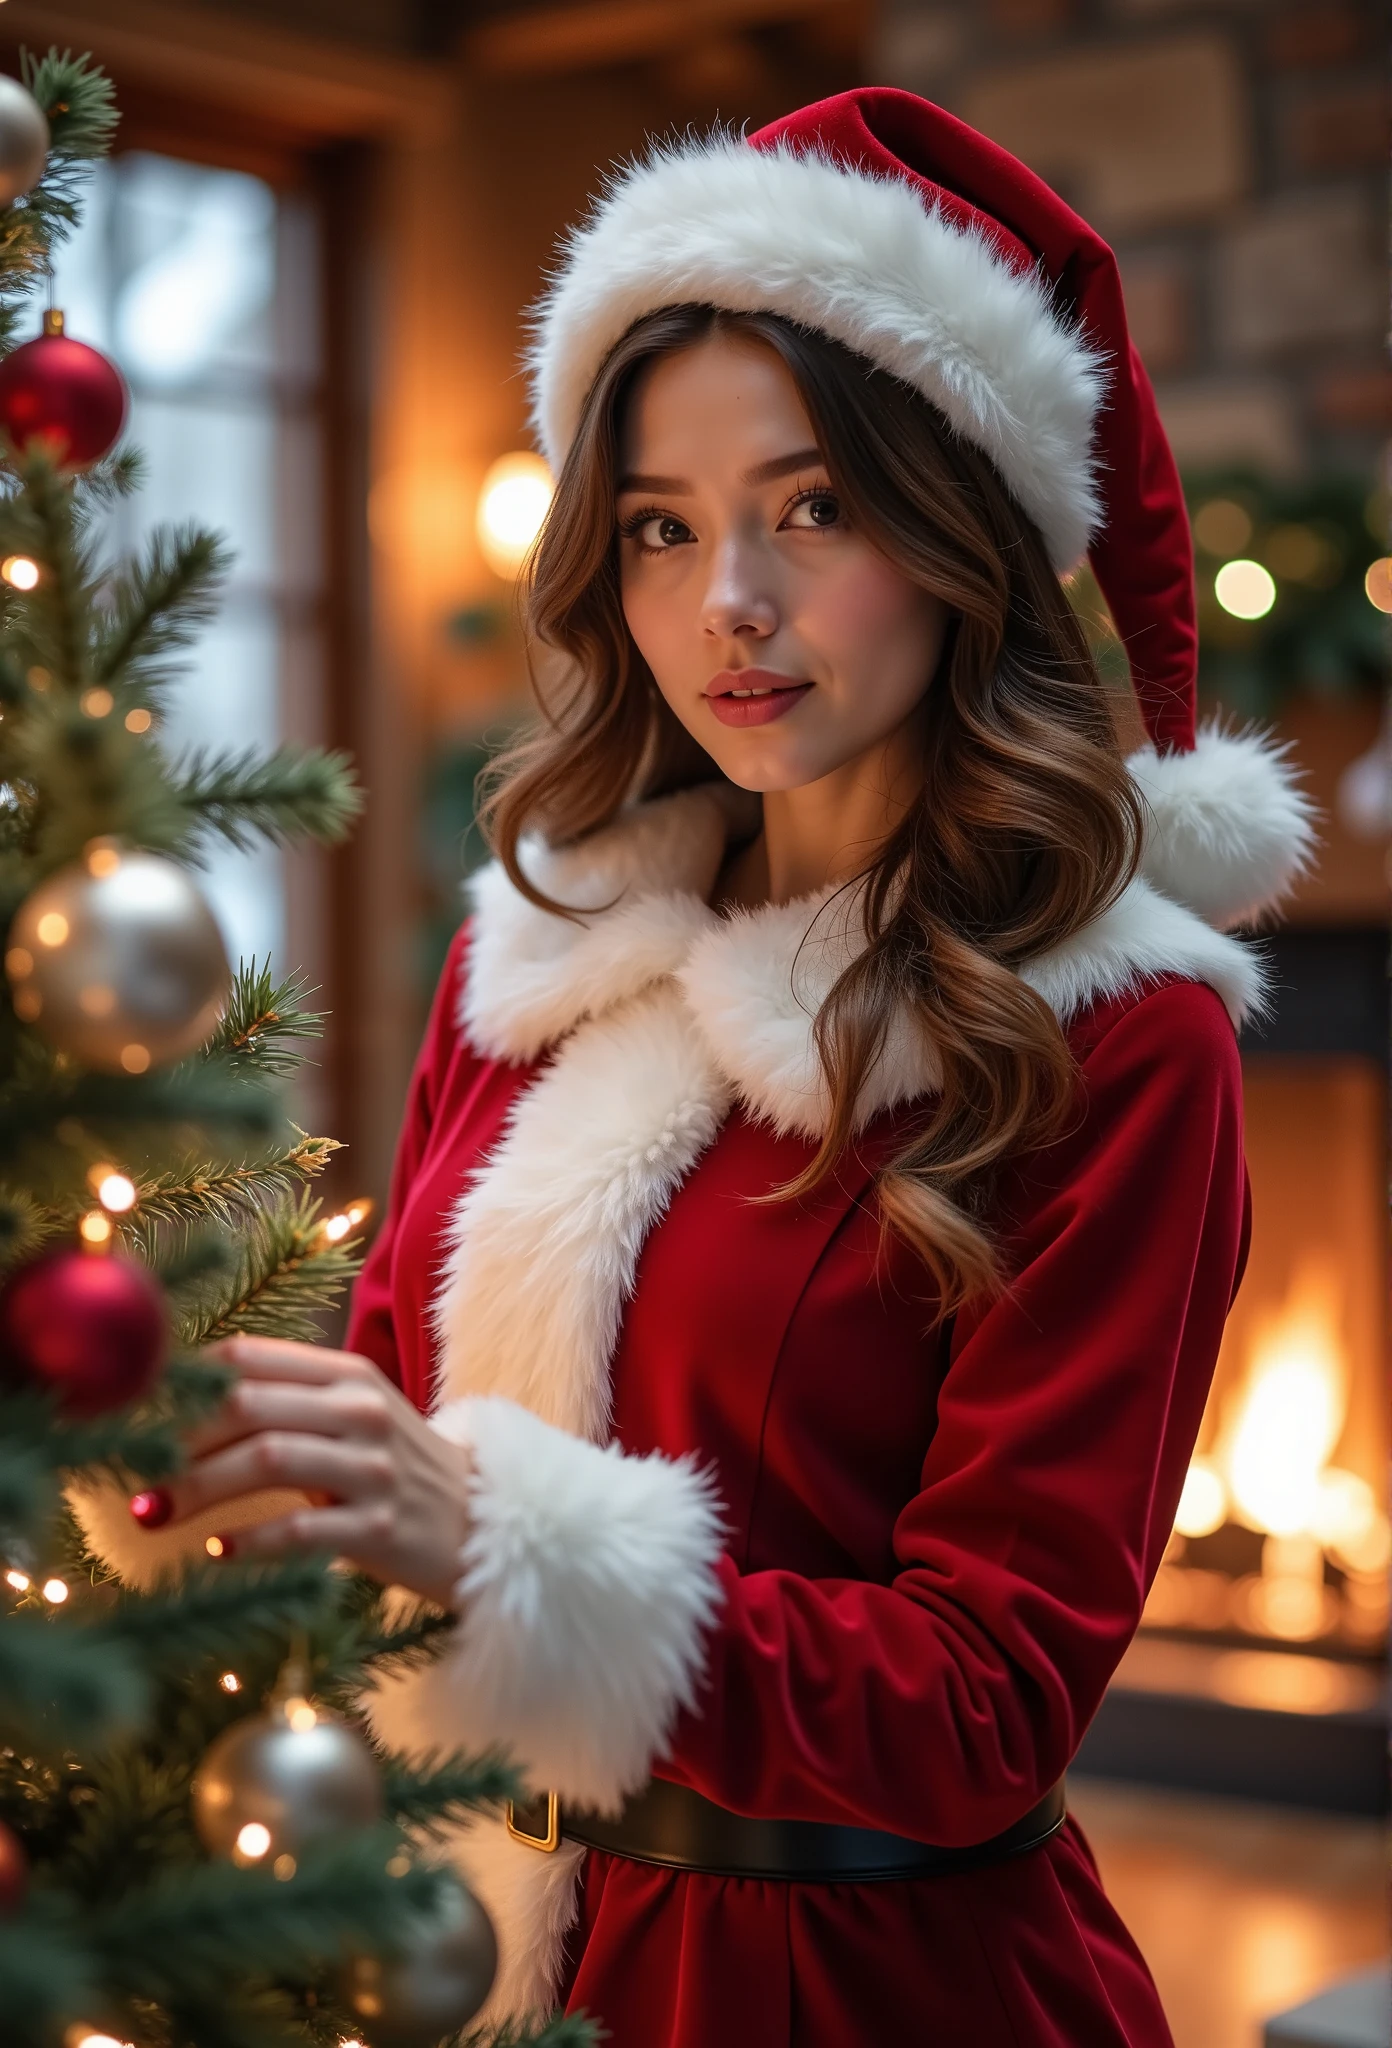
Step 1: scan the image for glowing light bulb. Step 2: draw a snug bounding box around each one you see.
[477,451,553,578]
[78,1210,113,1247]
[36,912,68,947]
[2,555,39,590]
[205,1536,225,1558]
[80,687,113,719]
[1214,559,1276,620]
[219,1671,241,1693]
[96,1171,137,1213]
[234,1821,272,1861]
[5,1569,30,1591]
[285,1698,318,1733]
[42,1577,68,1603]
[124,706,152,733]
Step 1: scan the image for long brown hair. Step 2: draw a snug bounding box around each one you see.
[483,306,1142,1314]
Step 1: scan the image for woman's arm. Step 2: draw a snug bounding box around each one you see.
[658,979,1249,1840]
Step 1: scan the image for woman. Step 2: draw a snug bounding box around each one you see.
[107,90,1312,2045]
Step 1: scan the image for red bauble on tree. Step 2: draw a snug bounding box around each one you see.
[0,1820,26,1915]
[0,1246,166,1415]
[0,309,127,470]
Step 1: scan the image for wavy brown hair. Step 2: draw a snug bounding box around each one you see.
[483,306,1142,1314]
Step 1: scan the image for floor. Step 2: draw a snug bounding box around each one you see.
[1069,1777,1388,2048]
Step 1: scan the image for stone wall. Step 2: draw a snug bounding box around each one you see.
[875,0,1388,480]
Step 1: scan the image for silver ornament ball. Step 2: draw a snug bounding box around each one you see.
[0,77,49,207]
[5,841,230,1072]
[191,1695,384,1865]
[341,1875,498,2047]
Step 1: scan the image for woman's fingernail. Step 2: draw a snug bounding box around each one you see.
[204,1533,234,1560]
[129,1487,174,1529]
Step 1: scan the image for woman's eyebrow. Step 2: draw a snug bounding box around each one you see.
[740,447,824,486]
[616,471,689,494]
[615,448,826,496]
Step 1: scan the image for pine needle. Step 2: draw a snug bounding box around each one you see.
[169,745,363,853]
[204,960,327,1078]
[95,524,229,691]
[178,1190,365,1348]
[128,1130,341,1231]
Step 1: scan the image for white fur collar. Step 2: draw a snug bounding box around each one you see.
[462,779,1265,1138]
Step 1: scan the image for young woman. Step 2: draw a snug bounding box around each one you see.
[104,89,1312,2046]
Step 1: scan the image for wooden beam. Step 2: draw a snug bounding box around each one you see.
[0,0,452,143]
[463,0,845,76]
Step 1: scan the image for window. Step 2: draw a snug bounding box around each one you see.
[49,151,325,977]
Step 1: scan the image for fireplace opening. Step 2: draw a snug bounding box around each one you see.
[1142,1058,1387,1661]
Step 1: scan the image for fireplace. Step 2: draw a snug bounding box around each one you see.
[1143,1058,1388,1660]
[1074,926,1389,1814]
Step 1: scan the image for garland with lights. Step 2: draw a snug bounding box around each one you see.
[0,50,591,2048]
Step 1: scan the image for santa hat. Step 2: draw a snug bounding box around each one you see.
[528,87,1313,929]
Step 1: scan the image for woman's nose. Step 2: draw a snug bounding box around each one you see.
[700,539,779,641]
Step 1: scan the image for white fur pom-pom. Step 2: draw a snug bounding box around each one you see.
[1128,722,1318,930]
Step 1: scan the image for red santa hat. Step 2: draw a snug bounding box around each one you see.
[528,87,1313,929]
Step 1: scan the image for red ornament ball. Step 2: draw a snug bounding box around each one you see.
[0,1247,166,1415]
[0,1820,26,1915]
[0,316,128,470]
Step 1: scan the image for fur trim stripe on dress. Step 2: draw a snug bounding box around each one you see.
[528,134,1107,571]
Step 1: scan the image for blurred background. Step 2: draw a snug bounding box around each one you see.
[5,5,1386,2044]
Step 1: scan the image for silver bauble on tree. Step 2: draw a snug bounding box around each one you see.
[191,1685,383,1868]
[5,840,230,1072]
[0,77,49,207]
[341,1874,498,2046]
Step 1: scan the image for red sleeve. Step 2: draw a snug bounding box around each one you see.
[345,923,475,1389]
[661,980,1249,1841]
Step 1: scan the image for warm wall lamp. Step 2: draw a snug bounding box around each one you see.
[476,451,553,578]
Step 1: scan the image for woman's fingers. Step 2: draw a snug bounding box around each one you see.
[186,1374,392,1459]
[165,1433,390,1523]
[213,1502,400,1573]
[204,1336,373,1384]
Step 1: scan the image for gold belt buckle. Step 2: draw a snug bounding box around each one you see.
[506,1790,560,1853]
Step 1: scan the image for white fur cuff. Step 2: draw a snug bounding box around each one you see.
[368,1397,727,1814]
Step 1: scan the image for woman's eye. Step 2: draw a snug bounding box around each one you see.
[783,491,841,530]
[626,512,694,551]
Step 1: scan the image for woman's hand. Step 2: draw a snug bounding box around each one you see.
[131,1337,473,1609]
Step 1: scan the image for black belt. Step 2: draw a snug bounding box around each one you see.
[505,1777,1066,1882]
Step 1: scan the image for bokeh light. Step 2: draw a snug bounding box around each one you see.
[477,452,553,578]
[1214,559,1276,620]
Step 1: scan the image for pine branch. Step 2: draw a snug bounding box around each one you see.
[108,1557,338,1673]
[124,1130,341,1232]
[177,1191,364,1348]
[92,1827,448,2002]
[0,1064,280,1159]
[0,53,117,354]
[23,49,120,161]
[204,960,328,1079]
[95,524,229,691]
[169,745,363,853]
[0,1610,149,1750]
[381,1748,521,1837]
[0,1894,101,2041]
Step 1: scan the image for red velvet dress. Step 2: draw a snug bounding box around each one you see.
[348,907,1249,2048]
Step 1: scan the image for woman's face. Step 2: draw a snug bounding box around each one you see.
[617,331,949,796]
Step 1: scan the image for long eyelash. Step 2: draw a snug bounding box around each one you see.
[617,502,665,538]
[783,485,841,525]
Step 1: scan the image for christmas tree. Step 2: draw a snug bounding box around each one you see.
[0,51,587,2048]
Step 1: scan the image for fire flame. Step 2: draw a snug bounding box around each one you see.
[1171,1258,1389,1641]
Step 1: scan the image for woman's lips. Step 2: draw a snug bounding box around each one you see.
[703,670,814,728]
